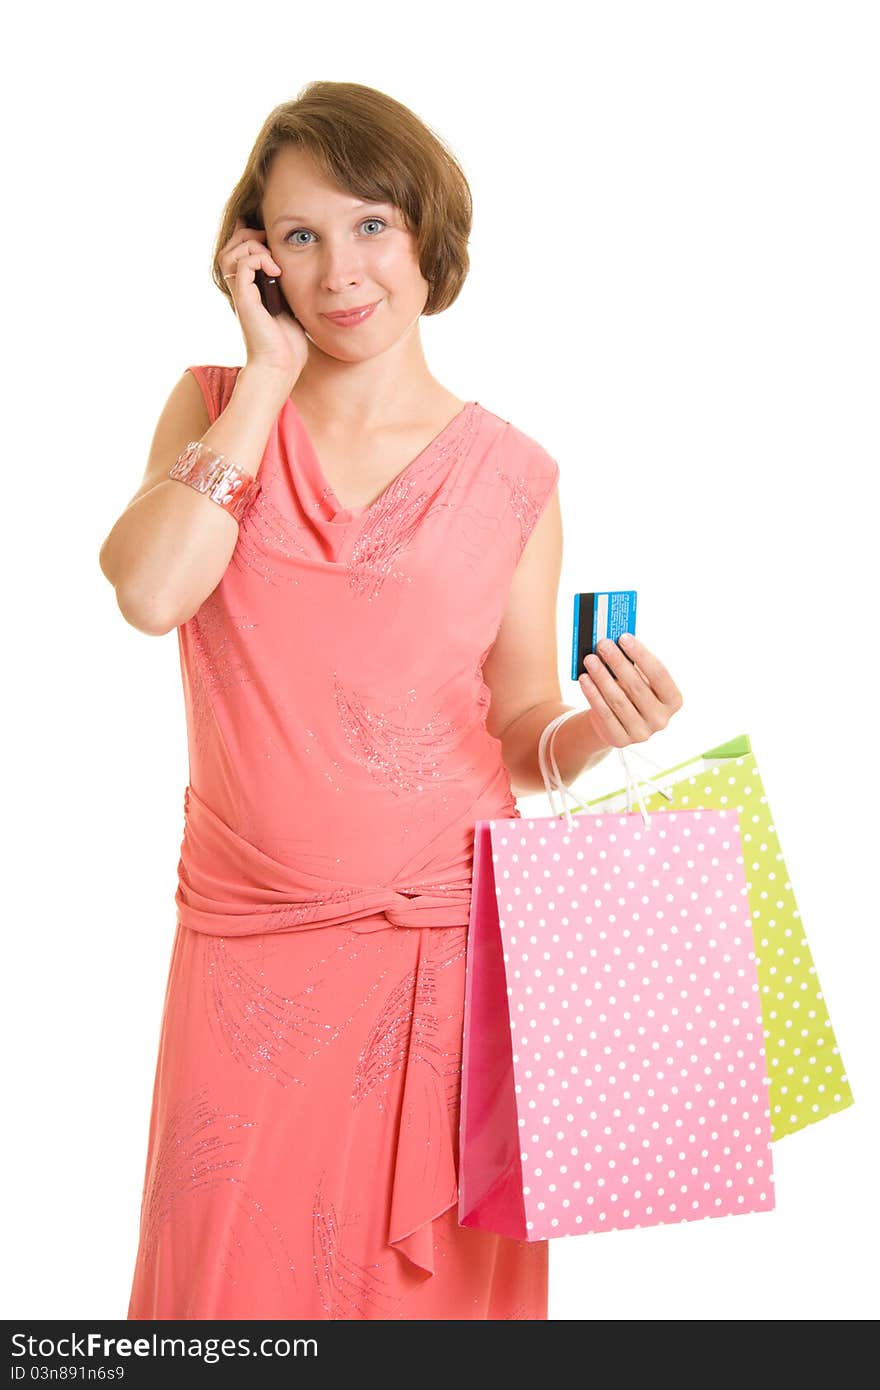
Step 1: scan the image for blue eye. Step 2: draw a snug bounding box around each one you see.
[283,218,387,246]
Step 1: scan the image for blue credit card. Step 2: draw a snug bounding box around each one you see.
[571,591,638,679]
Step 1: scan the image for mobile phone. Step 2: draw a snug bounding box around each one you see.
[255,268,289,318]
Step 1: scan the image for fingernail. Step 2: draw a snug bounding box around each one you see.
[619,631,634,646]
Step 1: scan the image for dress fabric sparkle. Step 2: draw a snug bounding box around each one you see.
[126,366,560,1320]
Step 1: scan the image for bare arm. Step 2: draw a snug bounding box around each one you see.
[98,363,295,635]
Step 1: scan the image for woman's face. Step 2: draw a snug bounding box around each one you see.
[260,146,431,356]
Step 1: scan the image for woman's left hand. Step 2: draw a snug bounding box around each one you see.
[578,635,683,749]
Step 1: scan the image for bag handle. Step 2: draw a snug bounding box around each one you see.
[538,710,674,830]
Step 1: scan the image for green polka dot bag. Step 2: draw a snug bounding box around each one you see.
[569,733,853,1140]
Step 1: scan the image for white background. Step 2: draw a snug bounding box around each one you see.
[4,0,877,1322]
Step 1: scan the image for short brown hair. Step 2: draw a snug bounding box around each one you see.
[211,82,473,317]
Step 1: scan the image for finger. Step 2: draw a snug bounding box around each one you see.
[227,238,272,264]
[578,672,629,745]
[589,642,665,723]
[581,656,652,741]
[225,248,283,283]
[222,231,269,275]
[241,244,281,270]
[592,640,652,686]
[611,636,682,708]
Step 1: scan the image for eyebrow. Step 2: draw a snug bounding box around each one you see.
[270,201,392,229]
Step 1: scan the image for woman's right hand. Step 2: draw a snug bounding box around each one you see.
[219,217,310,383]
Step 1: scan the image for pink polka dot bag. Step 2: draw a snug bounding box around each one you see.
[458,721,778,1241]
[574,732,853,1143]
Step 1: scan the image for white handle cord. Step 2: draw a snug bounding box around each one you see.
[537,709,675,829]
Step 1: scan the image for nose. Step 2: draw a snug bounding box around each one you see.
[317,244,370,292]
[321,268,365,293]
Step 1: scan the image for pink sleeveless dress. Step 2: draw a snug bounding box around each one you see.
[126,365,560,1320]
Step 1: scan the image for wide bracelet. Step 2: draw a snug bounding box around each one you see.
[169,440,261,523]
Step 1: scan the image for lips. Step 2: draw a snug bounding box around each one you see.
[323,301,380,321]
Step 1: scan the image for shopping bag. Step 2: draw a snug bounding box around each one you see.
[574,733,854,1141]
[458,717,776,1241]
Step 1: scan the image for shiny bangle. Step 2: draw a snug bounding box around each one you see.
[169,440,261,523]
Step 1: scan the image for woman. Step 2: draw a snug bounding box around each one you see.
[100,81,683,1320]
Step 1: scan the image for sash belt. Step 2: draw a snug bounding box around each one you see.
[175,783,475,936]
